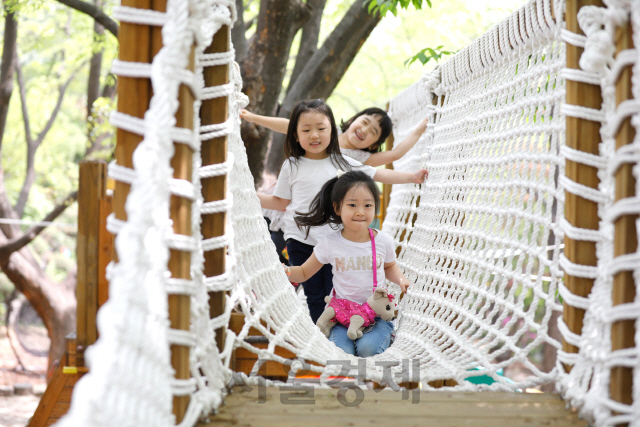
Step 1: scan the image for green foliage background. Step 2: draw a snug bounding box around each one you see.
[327,0,527,120]
[0,0,119,295]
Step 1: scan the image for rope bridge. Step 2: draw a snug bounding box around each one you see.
[49,0,639,426]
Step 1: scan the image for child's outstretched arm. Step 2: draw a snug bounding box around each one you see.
[384,261,411,293]
[364,117,429,167]
[240,109,290,134]
[284,253,324,283]
[258,193,290,211]
[373,168,428,185]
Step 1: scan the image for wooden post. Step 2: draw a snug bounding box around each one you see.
[112,0,194,423]
[76,161,107,361]
[201,26,230,352]
[562,0,603,371]
[611,19,636,419]
[97,195,112,308]
[168,44,196,422]
[113,0,163,232]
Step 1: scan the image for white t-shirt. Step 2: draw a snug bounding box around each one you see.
[266,149,373,233]
[340,147,372,164]
[314,229,396,305]
[273,155,377,246]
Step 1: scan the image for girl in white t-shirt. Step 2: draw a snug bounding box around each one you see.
[257,99,426,324]
[284,171,411,356]
[242,107,429,167]
[248,106,427,272]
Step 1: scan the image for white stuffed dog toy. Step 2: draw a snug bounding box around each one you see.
[317,288,396,340]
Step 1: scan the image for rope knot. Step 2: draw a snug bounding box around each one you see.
[577,6,617,74]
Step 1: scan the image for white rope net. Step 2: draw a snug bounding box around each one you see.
[554,1,640,425]
[55,0,640,425]
[385,0,564,389]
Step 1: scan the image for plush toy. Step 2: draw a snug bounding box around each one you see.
[317,288,396,340]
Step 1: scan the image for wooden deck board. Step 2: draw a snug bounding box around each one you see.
[198,388,587,427]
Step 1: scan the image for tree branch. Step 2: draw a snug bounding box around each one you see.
[87,0,104,120]
[0,4,18,153]
[15,57,32,146]
[0,5,20,238]
[55,0,118,37]
[231,0,248,62]
[284,0,380,106]
[36,61,86,146]
[0,191,78,259]
[14,57,35,219]
[14,60,86,217]
[287,0,326,92]
[239,0,311,184]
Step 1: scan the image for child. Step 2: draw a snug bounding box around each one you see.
[284,171,411,357]
[257,99,426,324]
[241,107,429,167]
[250,106,427,268]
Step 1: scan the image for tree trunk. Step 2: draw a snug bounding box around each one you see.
[0,4,17,152]
[14,143,35,217]
[265,0,380,175]
[86,0,105,157]
[87,11,103,118]
[231,0,248,63]
[240,0,310,186]
[0,8,19,239]
[287,0,326,92]
[0,232,76,372]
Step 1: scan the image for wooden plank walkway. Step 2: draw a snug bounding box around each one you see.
[199,387,587,427]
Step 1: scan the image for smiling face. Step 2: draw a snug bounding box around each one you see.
[296,111,331,159]
[334,184,376,235]
[343,114,383,150]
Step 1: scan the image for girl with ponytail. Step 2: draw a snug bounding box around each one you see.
[284,171,411,357]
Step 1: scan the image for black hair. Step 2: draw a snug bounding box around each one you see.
[295,171,381,238]
[340,107,393,153]
[284,99,352,171]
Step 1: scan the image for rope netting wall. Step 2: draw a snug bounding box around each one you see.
[386,0,564,389]
[54,0,640,426]
[388,0,640,424]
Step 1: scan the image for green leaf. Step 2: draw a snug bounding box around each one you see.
[365,0,434,17]
[405,45,455,68]
[404,56,417,67]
